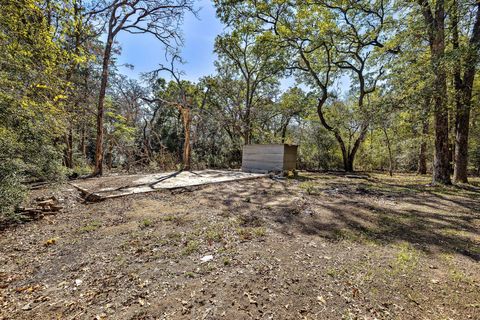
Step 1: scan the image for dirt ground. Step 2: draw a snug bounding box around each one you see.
[1,172,479,320]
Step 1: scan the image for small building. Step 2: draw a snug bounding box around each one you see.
[241,144,298,173]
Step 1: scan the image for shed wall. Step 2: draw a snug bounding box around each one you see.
[242,144,284,172]
[241,144,297,172]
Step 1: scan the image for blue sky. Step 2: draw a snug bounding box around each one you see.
[114,0,350,93]
[116,0,224,82]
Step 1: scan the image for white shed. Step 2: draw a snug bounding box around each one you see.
[241,144,298,173]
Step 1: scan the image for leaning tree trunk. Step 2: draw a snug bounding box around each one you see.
[280,115,292,143]
[93,34,113,176]
[280,123,288,143]
[382,127,394,176]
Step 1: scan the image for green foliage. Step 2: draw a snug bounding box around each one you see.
[0,0,68,216]
[295,120,342,170]
[71,156,93,177]
[0,158,27,217]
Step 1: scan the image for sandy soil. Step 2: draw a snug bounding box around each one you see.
[1,172,479,319]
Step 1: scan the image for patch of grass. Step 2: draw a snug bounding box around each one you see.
[342,310,355,320]
[236,227,267,240]
[228,217,241,227]
[299,181,318,195]
[441,254,475,284]
[285,170,296,178]
[239,215,264,227]
[449,268,469,283]
[470,245,480,256]
[440,228,470,237]
[379,214,406,226]
[163,232,182,246]
[166,231,182,239]
[252,226,267,237]
[162,214,191,226]
[115,255,127,265]
[331,228,378,246]
[184,271,195,278]
[202,263,216,273]
[392,242,419,273]
[222,257,231,266]
[326,267,338,277]
[205,228,223,243]
[236,227,252,240]
[406,291,423,307]
[78,220,101,233]
[161,215,178,222]
[139,218,153,229]
[186,227,203,241]
[182,240,200,256]
[217,246,237,255]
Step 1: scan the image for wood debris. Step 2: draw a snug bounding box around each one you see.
[15,196,63,220]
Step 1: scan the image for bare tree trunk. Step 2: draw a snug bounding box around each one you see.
[345,155,354,172]
[431,75,450,184]
[243,123,252,145]
[453,2,480,183]
[449,106,455,175]
[64,126,74,169]
[93,34,113,176]
[80,124,86,159]
[454,110,470,182]
[181,108,191,170]
[420,0,451,184]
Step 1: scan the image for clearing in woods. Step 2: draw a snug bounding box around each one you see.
[1,172,479,319]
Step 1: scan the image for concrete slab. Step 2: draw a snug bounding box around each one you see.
[70,170,266,200]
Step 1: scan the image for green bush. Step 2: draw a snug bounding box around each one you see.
[0,160,27,217]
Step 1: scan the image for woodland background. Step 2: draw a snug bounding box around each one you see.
[1,0,480,216]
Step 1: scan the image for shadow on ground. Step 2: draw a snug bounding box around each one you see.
[202,174,480,261]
